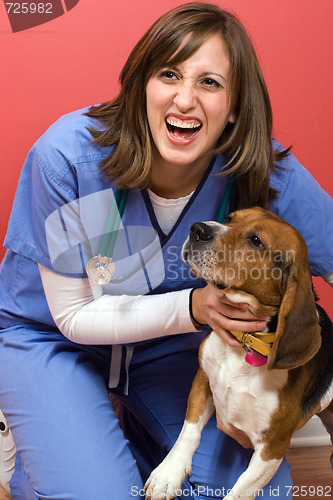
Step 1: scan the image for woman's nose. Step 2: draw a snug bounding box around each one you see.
[173,84,196,112]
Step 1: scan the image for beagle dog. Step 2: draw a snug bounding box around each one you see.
[144,208,333,500]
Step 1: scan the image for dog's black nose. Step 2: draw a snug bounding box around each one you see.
[190,222,213,242]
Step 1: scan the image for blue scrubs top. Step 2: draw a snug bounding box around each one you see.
[0,107,332,330]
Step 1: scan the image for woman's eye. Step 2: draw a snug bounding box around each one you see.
[201,78,221,89]
[159,70,178,81]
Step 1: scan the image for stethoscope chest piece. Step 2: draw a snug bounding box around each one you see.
[86,255,115,285]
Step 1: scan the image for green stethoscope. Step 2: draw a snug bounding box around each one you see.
[86,175,234,285]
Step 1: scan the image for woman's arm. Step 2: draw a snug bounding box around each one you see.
[39,265,270,346]
[39,264,194,344]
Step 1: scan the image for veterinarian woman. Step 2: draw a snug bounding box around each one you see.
[0,3,332,498]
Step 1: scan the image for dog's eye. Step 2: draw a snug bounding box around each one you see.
[223,215,232,224]
[247,233,265,249]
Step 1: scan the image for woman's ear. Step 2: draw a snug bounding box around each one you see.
[228,111,237,124]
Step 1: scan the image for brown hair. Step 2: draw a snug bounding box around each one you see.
[87,2,289,208]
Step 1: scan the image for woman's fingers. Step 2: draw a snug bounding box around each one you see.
[191,286,267,347]
[209,311,266,337]
[213,300,265,321]
[204,289,267,343]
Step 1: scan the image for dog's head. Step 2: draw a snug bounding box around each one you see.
[183,207,321,370]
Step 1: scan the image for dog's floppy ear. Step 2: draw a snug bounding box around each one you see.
[267,252,321,370]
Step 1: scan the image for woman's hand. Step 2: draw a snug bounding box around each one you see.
[216,414,253,449]
[191,284,267,346]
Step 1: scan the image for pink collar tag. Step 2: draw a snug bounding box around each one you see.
[245,350,267,367]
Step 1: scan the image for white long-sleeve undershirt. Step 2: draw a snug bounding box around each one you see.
[39,264,195,345]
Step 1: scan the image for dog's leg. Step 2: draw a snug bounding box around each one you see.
[144,367,214,500]
[317,401,333,469]
[224,443,283,500]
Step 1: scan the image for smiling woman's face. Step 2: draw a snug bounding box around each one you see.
[146,34,236,175]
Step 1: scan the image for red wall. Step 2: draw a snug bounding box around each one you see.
[1,0,332,315]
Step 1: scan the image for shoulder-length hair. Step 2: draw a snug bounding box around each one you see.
[86,2,288,208]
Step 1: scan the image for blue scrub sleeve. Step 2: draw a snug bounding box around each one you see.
[270,151,333,276]
[5,145,74,264]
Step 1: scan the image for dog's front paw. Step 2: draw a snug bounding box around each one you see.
[144,456,191,500]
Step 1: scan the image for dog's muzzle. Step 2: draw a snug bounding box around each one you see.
[182,221,223,263]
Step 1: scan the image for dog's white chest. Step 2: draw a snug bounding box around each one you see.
[200,332,288,443]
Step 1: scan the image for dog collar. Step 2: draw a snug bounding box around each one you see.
[230,330,275,358]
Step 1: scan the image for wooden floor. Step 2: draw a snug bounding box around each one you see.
[0,447,331,499]
[286,446,332,498]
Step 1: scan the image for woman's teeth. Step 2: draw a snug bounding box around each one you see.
[166,117,202,129]
[165,117,202,140]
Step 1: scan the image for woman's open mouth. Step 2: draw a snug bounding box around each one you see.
[165,116,202,143]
